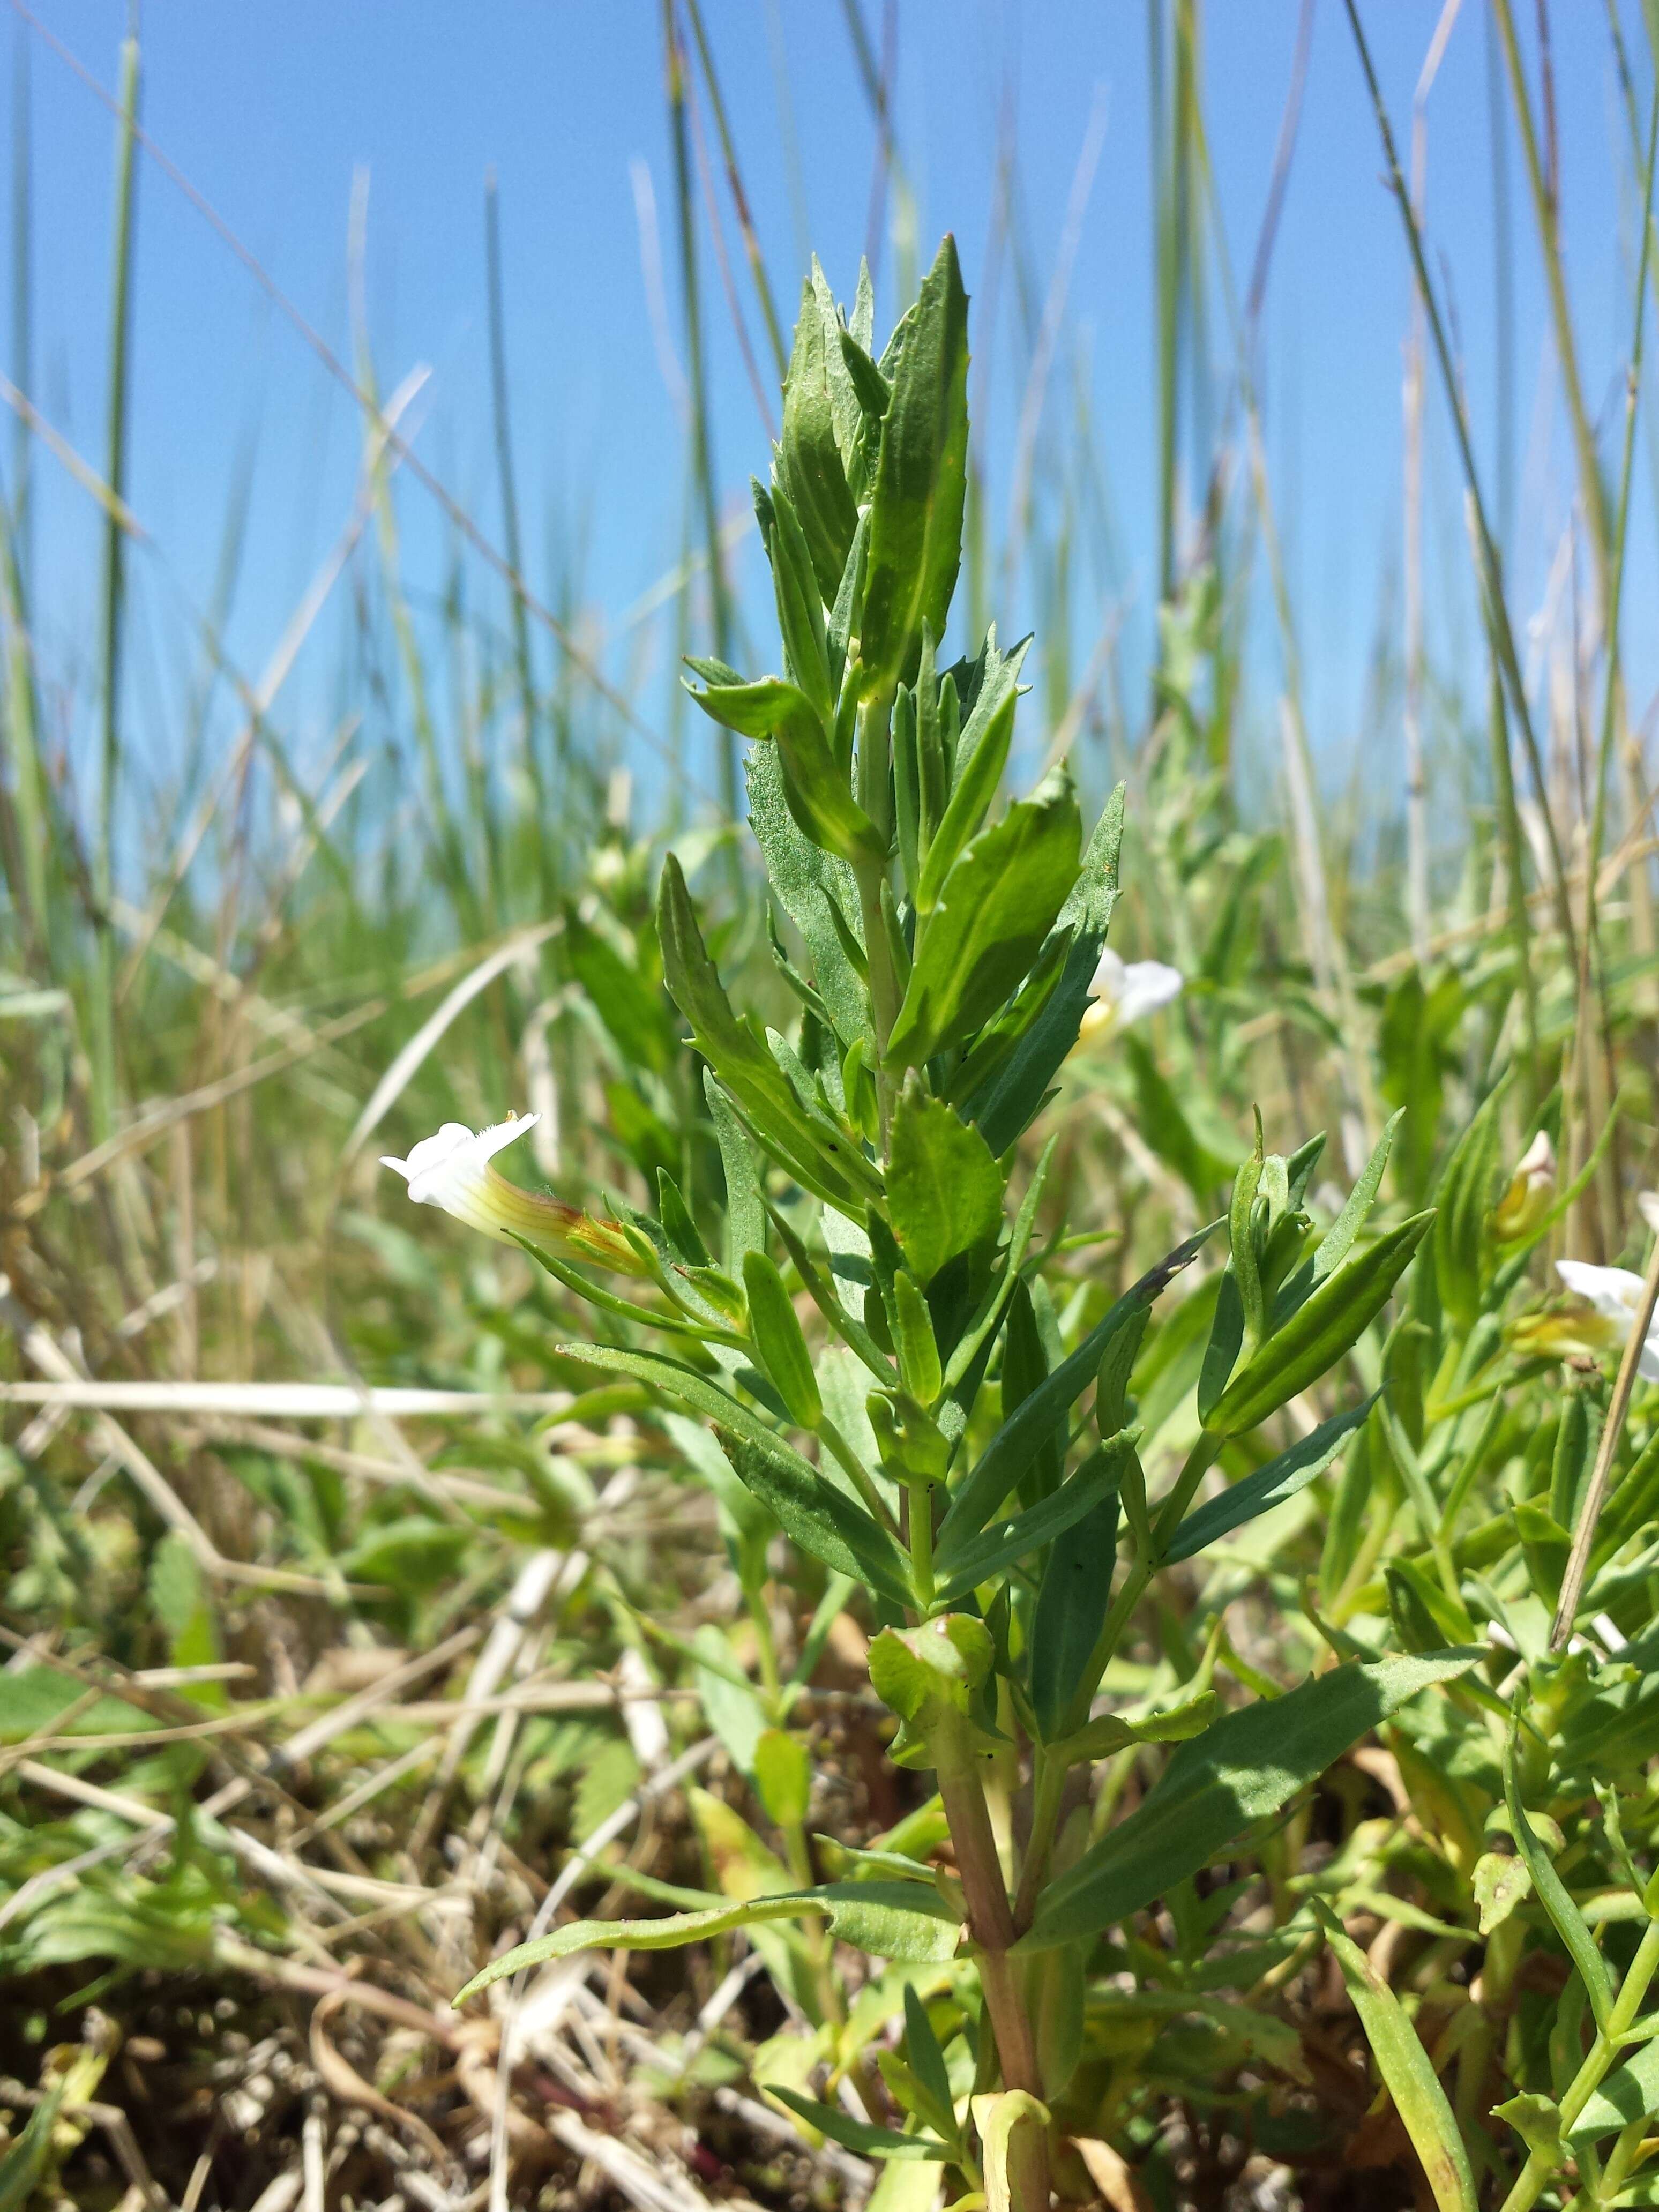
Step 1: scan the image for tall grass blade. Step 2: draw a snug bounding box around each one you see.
[92,23,141,1140]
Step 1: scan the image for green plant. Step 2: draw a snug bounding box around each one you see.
[406,241,1480,2211]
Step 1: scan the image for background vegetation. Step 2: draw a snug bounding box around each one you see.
[2,5,1659,2210]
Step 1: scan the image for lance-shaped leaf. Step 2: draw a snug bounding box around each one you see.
[915,636,1027,913]
[860,236,970,689]
[779,270,858,603]
[1021,1651,1481,1951]
[1567,2036,1659,2141]
[657,855,879,1211]
[1504,1727,1615,2030]
[1272,1111,1403,1328]
[1207,1210,1433,1438]
[455,1879,959,2001]
[1313,1901,1478,2212]
[887,1080,1005,1284]
[933,1437,1130,1599]
[743,1249,822,1430]
[886,767,1082,1068]
[901,1983,961,2145]
[687,672,882,865]
[967,784,1126,1155]
[939,1222,1217,1552]
[756,475,834,721]
[768,2088,952,2162]
[1164,1396,1376,1564]
[554,1342,912,1608]
[1029,1488,1123,1743]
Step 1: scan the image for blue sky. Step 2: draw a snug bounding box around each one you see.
[6,3,1655,836]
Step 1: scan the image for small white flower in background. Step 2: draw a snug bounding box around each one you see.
[382,1113,646,1275]
[1078,948,1184,1045]
[1552,1261,1659,1380]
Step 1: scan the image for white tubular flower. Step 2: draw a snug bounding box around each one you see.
[1492,1129,1556,1243]
[1552,1261,1659,1380]
[382,1114,646,1275]
[1078,947,1184,1045]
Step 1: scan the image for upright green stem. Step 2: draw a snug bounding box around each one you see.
[1012,1747,1065,1932]
[908,1476,935,1607]
[1498,1917,1659,2212]
[854,684,902,1142]
[932,1710,1049,2210]
[1058,1430,1223,1741]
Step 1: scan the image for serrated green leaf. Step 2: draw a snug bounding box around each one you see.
[860,236,970,689]
[887,1081,1005,1284]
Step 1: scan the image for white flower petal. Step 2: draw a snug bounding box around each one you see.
[1088,947,1127,1002]
[1113,959,1184,1028]
[380,1114,539,1221]
[1555,1260,1645,1322]
[1515,1130,1555,1179]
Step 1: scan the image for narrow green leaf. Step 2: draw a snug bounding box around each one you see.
[554,1341,911,1605]
[1314,1901,1478,2212]
[743,1249,823,1429]
[860,236,970,688]
[1022,1652,1481,1950]
[454,1894,826,2000]
[706,1070,765,1271]
[1164,1396,1376,1563]
[915,661,1021,913]
[768,2087,951,2162]
[1273,1109,1404,1326]
[779,271,858,603]
[1209,1211,1433,1438]
[1029,1486,1122,1742]
[939,1222,1216,1551]
[967,785,1125,1155]
[1504,1727,1615,2030]
[934,1439,1129,1601]
[887,767,1081,1068]
[902,1984,959,2142]
[1567,2035,1659,2141]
